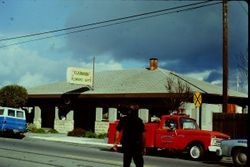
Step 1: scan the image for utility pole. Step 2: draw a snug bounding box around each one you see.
[222,0,228,113]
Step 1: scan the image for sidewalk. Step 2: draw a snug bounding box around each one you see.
[24,132,113,148]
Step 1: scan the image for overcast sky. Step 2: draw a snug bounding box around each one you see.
[0,0,248,93]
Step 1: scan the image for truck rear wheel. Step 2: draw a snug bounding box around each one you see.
[188,144,204,161]
[145,148,157,155]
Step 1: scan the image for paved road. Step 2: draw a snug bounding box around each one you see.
[0,134,234,167]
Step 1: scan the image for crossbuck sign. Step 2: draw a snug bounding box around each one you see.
[193,91,202,108]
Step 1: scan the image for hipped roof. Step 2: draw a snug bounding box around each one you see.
[28,68,247,99]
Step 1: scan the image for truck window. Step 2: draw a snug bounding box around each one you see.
[0,109,4,115]
[180,117,198,130]
[8,109,15,117]
[164,119,177,129]
[17,110,24,118]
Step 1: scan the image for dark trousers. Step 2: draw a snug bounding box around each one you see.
[123,150,144,167]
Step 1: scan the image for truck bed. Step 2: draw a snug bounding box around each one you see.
[107,121,160,148]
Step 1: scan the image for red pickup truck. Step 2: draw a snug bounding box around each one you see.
[108,114,230,160]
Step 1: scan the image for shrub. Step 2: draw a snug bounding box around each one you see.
[96,133,107,139]
[67,129,106,139]
[84,130,96,138]
[27,123,37,132]
[47,129,58,134]
[26,123,57,134]
[34,128,46,133]
[67,128,86,137]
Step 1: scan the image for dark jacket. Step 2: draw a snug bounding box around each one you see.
[116,113,145,152]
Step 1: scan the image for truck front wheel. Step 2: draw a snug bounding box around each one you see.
[232,148,247,167]
[188,144,204,161]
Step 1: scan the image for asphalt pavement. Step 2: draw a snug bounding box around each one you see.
[24,132,233,164]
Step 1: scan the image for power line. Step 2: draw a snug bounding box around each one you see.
[0,1,221,49]
[0,1,213,42]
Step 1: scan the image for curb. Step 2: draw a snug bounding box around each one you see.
[24,133,113,148]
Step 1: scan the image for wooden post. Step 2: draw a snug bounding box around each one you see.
[222,0,228,113]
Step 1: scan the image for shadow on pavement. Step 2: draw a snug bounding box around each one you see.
[0,132,25,139]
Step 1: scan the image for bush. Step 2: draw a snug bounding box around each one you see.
[27,123,54,134]
[27,123,37,132]
[34,128,46,133]
[96,133,107,139]
[67,128,86,137]
[47,129,58,134]
[84,130,96,138]
[67,129,106,139]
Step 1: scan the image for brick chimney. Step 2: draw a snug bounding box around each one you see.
[149,58,158,70]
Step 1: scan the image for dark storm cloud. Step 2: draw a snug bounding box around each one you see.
[65,1,247,84]
[205,71,222,83]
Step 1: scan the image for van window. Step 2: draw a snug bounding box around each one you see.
[17,111,24,118]
[0,109,4,115]
[8,109,15,117]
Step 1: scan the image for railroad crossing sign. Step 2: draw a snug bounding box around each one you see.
[193,91,202,108]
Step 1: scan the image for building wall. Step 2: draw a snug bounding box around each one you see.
[184,103,222,131]
[31,101,247,134]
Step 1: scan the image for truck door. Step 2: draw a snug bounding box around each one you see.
[155,119,178,149]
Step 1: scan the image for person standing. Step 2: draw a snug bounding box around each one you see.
[113,104,146,167]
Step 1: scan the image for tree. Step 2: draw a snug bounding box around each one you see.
[236,50,248,93]
[165,75,192,113]
[0,85,28,108]
[237,51,248,79]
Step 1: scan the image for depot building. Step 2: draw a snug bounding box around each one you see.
[26,58,248,134]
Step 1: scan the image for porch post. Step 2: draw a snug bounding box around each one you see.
[54,107,74,133]
[108,108,117,122]
[95,107,103,121]
[139,108,149,123]
[33,106,42,129]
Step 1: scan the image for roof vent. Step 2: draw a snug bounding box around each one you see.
[149,58,158,70]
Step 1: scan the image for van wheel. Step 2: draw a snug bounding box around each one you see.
[232,148,247,167]
[188,144,204,161]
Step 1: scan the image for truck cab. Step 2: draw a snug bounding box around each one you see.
[152,115,230,160]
